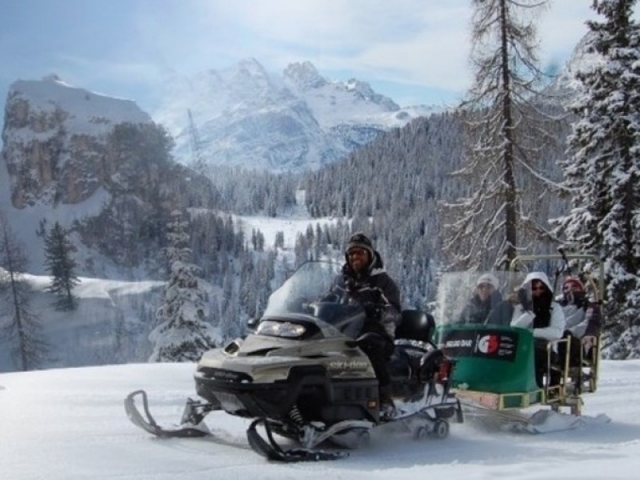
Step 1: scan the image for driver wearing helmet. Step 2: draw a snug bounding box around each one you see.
[327,232,401,420]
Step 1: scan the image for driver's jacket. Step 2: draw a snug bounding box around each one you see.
[328,251,401,340]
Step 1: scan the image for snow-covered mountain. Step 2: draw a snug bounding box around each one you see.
[545,32,603,102]
[154,59,437,172]
[2,74,152,208]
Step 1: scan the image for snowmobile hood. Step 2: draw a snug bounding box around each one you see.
[196,335,375,384]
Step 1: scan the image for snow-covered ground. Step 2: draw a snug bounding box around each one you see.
[1,360,639,479]
[233,189,343,250]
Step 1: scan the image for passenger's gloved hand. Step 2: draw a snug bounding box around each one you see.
[572,291,587,309]
[517,287,532,311]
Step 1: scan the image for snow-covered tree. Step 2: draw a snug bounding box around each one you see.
[149,210,221,362]
[552,0,640,357]
[441,0,561,270]
[0,211,49,370]
[43,221,79,311]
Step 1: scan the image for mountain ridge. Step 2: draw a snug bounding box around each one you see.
[154,57,437,172]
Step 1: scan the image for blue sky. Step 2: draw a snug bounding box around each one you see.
[0,0,620,116]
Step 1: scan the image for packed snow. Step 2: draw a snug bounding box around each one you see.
[1,360,639,479]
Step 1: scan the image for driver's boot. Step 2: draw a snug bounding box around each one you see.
[379,385,396,421]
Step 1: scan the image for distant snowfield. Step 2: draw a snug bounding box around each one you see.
[1,360,640,479]
[234,189,343,249]
[237,214,337,248]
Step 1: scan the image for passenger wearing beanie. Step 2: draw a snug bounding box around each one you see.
[558,276,602,368]
[457,273,502,325]
[559,278,589,335]
[327,232,401,420]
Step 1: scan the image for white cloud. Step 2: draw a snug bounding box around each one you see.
[175,0,609,98]
[2,1,638,111]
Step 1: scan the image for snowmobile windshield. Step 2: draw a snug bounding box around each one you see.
[260,261,365,338]
[263,261,342,316]
[432,271,527,327]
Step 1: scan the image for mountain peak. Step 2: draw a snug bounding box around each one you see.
[283,61,327,90]
[545,32,603,99]
[236,58,269,77]
[343,78,399,111]
[42,73,63,83]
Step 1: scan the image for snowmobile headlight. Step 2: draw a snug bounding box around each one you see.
[257,320,306,338]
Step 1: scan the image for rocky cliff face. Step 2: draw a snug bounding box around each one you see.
[2,75,155,208]
[0,75,218,275]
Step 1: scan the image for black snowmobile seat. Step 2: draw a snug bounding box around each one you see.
[395,310,435,343]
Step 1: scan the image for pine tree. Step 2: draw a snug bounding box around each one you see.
[552,0,640,356]
[43,222,79,311]
[441,0,561,270]
[0,211,49,370]
[149,210,221,362]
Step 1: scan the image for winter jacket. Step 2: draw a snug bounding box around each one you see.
[457,290,503,325]
[562,302,602,338]
[329,251,401,340]
[510,272,565,341]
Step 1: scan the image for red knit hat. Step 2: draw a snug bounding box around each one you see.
[562,277,584,292]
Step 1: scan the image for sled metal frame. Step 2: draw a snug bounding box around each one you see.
[508,253,605,299]
[455,387,543,411]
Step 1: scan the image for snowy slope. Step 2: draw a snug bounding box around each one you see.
[0,203,340,372]
[7,74,151,138]
[1,360,639,479]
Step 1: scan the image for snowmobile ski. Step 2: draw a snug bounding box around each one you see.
[124,389,217,438]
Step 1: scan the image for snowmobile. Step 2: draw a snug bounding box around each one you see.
[125,260,463,462]
[432,253,608,433]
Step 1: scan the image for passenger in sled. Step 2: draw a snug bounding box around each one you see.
[487,272,566,389]
[557,276,602,393]
[559,277,602,362]
[456,273,503,325]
